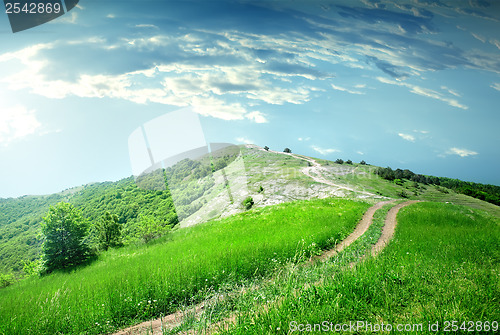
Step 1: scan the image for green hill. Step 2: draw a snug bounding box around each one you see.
[0,145,498,334]
[1,144,499,277]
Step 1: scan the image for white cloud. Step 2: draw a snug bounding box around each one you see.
[298,137,311,141]
[357,151,364,155]
[0,106,41,145]
[331,84,364,95]
[135,24,159,29]
[245,111,268,123]
[440,86,461,97]
[491,39,500,50]
[447,147,478,157]
[377,77,468,110]
[471,33,486,43]
[413,129,429,134]
[106,14,115,18]
[398,133,415,142]
[0,35,321,122]
[311,145,339,155]
[491,83,500,91]
[235,137,253,144]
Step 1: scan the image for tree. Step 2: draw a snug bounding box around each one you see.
[335,159,344,164]
[360,160,367,165]
[346,159,353,165]
[137,214,170,243]
[264,146,269,151]
[283,148,292,153]
[95,212,122,251]
[41,202,91,272]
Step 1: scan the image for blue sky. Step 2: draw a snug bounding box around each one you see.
[0,0,499,198]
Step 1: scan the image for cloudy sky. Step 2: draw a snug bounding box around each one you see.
[0,0,499,198]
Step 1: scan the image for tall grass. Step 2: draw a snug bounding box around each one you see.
[0,198,369,335]
[222,202,499,334]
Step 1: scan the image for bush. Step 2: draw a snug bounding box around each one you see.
[346,159,353,165]
[360,160,367,165]
[283,148,292,153]
[22,259,43,277]
[242,196,254,210]
[137,215,171,243]
[264,146,269,151]
[335,159,344,164]
[398,190,409,198]
[0,273,15,289]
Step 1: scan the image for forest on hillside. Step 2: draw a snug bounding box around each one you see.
[0,149,240,279]
[376,167,500,206]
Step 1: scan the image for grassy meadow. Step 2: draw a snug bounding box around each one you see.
[219,202,499,334]
[0,198,369,335]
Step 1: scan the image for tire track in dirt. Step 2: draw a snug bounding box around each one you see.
[312,200,395,262]
[371,200,419,256]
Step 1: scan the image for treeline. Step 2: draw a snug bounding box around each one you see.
[376,167,500,206]
[0,176,178,278]
[0,153,241,279]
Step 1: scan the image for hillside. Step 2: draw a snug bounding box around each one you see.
[0,145,498,334]
[1,144,499,277]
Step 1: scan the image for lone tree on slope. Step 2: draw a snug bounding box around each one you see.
[283,148,292,153]
[41,202,91,272]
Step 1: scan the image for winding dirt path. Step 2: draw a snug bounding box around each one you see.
[110,200,409,335]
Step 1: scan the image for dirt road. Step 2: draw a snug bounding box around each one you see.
[111,200,417,335]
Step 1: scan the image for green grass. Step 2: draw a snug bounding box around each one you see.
[0,198,369,335]
[157,202,399,334]
[220,202,500,334]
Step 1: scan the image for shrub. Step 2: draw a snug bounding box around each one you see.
[242,196,254,210]
[335,159,344,164]
[346,159,353,165]
[137,215,171,243]
[283,148,292,153]
[0,273,15,289]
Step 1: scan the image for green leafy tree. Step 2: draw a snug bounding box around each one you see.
[360,160,367,165]
[41,202,91,272]
[346,159,353,165]
[95,212,122,251]
[264,146,269,151]
[283,148,292,153]
[137,215,170,243]
[335,159,344,164]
